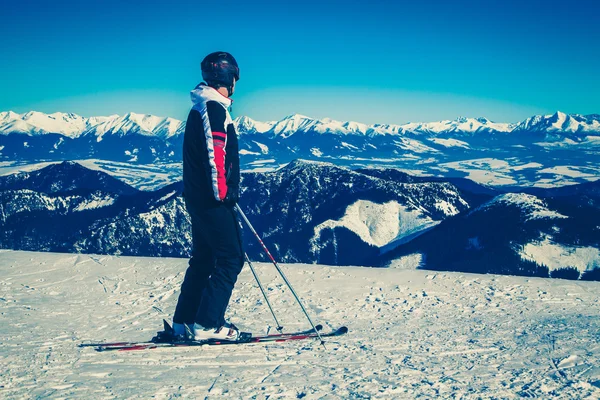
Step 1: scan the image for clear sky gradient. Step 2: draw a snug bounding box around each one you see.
[1,0,598,125]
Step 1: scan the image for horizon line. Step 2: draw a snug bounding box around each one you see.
[0,109,592,127]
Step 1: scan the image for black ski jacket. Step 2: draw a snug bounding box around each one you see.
[183,83,240,210]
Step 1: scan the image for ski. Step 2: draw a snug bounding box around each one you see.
[91,325,347,352]
[80,321,324,349]
[80,325,322,349]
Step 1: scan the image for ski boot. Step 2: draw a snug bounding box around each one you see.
[190,321,252,342]
[151,320,186,343]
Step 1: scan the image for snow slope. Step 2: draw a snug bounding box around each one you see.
[474,193,569,221]
[519,236,600,273]
[311,200,438,248]
[1,250,599,398]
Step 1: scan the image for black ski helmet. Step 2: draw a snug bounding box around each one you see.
[201,51,240,97]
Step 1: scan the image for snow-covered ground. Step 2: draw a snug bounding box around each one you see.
[1,250,599,399]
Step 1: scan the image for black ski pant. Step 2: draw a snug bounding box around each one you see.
[173,202,244,329]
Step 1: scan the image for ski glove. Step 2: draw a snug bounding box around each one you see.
[223,185,239,206]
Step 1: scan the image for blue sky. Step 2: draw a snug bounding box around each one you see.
[1,0,598,125]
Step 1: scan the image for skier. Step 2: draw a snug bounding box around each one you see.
[172,51,244,341]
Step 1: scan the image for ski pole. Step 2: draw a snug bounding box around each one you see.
[234,205,326,347]
[244,252,284,333]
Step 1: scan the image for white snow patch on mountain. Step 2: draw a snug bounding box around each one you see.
[311,200,437,248]
[73,196,116,212]
[434,199,461,216]
[539,166,597,179]
[457,169,516,186]
[534,138,580,148]
[139,209,167,234]
[311,148,323,157]
[429,138,470,148]
[394,138,440,154]
[240,149,261,155]
[512,162,543,171]
[443,158,510,170]
[481,193,568,221]
[249,159,276,165]
[387,252,425,269]
[441,158,520,186]
[242,159,279,173]
[438,158,598,187]
[394,168,431,177]
[156,190,177,203]
[253,141,269,154]
[341,141,359,150]
[519,236,600,272]
[53,137,64,150]
[584,136,600,144]
[242,166,278,173]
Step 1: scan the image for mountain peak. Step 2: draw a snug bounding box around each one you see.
[1,110,20,118]
[549,111,568,122]
[58,160,82,168]
[48,111,84,120]
[511,110,599,134]
[476,193,568,221]
[234,115,275,134]
[283,113,312,121]
[237,115,254,122]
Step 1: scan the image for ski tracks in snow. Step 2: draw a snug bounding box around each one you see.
[1,251,599,398]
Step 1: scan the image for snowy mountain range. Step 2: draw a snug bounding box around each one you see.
[0,111,183,139]
[0,160,479,263]
[1,160,598,280]
[2,110,599,187]
[3,110,599,138]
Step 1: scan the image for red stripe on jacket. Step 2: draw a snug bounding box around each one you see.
[212,131,228,200]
